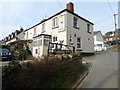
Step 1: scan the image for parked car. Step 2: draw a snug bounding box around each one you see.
[0,48,12,61]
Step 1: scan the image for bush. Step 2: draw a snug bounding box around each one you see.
[69,51,82,59]
[2,53,83,88]
[48,57,83,88]
[2,61,22,88]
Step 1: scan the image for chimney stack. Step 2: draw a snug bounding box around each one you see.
[66,2,74,13]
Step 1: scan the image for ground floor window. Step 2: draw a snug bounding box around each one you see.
[96,44,102,47]
[77,37,81,48]
[33,41,37,47]
[44,39,50,46]
[53,36,57,42]
[38,39,42,46]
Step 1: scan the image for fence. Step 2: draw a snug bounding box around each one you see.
[48,42,75,55]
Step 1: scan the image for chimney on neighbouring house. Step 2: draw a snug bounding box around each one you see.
[66,2,74,13]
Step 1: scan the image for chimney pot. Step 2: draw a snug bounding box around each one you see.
[66,2,74,13]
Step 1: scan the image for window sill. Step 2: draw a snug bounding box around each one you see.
[58,30,65,33]
[33,34,37,36]
[41,31,46,33]
[87,31,92,34]
[52,26,59,29]
[73,26,79,29]
[76,48,83,51]
[69,43,73,45]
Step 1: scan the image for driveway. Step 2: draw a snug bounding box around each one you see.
[81,49,118,88]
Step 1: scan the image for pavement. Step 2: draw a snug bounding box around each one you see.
[79,49,118,88]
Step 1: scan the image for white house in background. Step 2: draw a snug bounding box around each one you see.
[24,2,94,57]
[94,31,105,51]
[3,28,24,45]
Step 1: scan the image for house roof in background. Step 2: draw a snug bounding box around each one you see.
[94,31,102,35]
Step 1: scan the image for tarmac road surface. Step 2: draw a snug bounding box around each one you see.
[81,49,118,88]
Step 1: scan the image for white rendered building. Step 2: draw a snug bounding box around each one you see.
[94,31,105,51]
[24,2,94,57]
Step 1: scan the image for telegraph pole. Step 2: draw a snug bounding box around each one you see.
[114,14,118,45]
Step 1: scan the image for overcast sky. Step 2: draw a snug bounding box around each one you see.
[0,0,119,40]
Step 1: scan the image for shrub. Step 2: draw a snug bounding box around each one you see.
[48,56,83,88]
[2,53,83,88]
[69,51,82,59]
[2,61,22,88]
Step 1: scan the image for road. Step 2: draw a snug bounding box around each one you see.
[81,49,118,88]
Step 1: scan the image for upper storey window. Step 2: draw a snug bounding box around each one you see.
[34,27,37,35]
[53,17,59,28]
[87,23,91,34]
[73,17,78,28]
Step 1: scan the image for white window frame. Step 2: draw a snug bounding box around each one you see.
[60,15,64,28]
[26,31,28,38]
[38,39,42,46]
[53,36,57,42]
[87,23,91,34]
[73,17,78,28]
[69,34,73,44]
[53,17,59,28]
[44,39,50,46]
[33,40,37,47]
[11,34,13,38]
[77,37,82,49]
[34,27,37,35]
[42,23,45,32]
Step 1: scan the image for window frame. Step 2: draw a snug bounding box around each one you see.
[73,17,79,29]
[42,23,45,32]
[77,37,82,49]
[33,40,37,47]
[35,49,38,54]
[87,23,91,34]
[38,39,42,46]
[60,15,64,29]
[44,39,50,46]
[26,31,28,38]
[53,36,57,42]
[53,17,59,28]
[34,27,37,35]
[69,34,73,44]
